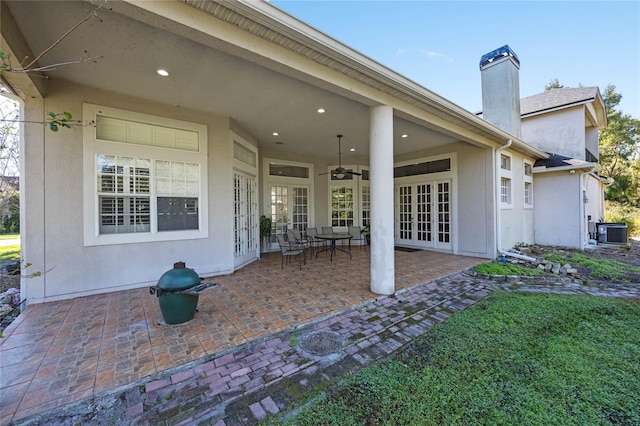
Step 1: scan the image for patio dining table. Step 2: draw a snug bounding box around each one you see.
[314,233,353,261]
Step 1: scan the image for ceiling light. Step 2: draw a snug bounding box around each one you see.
[272,132,279,136]
[317,108,325,113]
[401,134,408,138]
[349,148,355,152]
[156,69,169,77]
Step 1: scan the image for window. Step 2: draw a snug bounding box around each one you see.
[84,104,208,246]
[269,163,309,178]
[394,158,451,178]
[97,155,151,234]
[524,182,532,206]
[501,178,511,204]
[361,185,370,228]
[524,160,533,207]
[331,186,354,227]
[501,154,511,170]
[499,153,512,207]
[96,156,200,234]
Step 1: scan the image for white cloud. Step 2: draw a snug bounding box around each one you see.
[396,48,454,63]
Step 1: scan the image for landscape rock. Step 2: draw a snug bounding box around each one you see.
[0,303,13,320]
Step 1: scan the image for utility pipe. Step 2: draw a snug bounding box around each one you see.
[494,139,512,257]
[498,249,536,262]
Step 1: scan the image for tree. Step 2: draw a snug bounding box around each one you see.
[544,78,564,91]
[0,95,20,233]
[598,85,640,206]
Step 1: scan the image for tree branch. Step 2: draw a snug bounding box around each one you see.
[20,1,107,71]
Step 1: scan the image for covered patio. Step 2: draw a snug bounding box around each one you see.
[0,249,484,423]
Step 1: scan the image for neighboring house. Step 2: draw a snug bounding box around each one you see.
[1,0,601,306]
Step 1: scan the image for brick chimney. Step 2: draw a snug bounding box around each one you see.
[479,45,522,138]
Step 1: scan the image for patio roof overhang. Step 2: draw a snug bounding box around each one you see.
[1,0,547,161]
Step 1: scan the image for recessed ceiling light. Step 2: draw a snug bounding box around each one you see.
[350,148,355,152]
[157,69,169,77]
[317,108,325,113]
[272,132,279,136]
[401,134,408,138]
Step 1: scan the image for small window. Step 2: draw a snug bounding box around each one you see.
[501,154,511,171]
[524,163,532,176]
[501,178,511,204]
[269,163,309,178]
[394,158,451,178]
[524,182,533,206]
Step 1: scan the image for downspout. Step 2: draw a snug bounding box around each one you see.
[495,139,512,257]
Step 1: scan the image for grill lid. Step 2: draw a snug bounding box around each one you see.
[156,261,201,291]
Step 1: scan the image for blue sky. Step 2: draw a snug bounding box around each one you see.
[271,1,640,118]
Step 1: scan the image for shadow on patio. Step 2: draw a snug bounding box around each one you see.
[0,247,484,423]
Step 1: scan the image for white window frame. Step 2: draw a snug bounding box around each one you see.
[262,157,315,237]
[523,160,533,208]
[499,153,513,208]
[501,177,512,205]
[83,104,208,246]
[501,154,511,171]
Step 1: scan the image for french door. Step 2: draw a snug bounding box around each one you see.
[268,184,310,249]
[395,180,451,250]
[233,171,259,267]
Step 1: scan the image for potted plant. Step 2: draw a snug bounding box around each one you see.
[260,215,273,251]
[361,225,370,245]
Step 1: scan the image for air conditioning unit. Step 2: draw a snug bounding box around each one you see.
[596,223,628,244]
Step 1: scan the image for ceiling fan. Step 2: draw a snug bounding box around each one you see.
[319,134,361,179]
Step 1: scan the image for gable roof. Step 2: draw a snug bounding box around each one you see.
[520,87,600,116]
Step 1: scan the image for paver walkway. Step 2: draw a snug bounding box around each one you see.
[9,271,639,425]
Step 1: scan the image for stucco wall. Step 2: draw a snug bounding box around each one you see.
[22,80,237,303]
[585,127,599,160]
[395,142,495,258]
[521,107,585,160]
[533,172,581,248]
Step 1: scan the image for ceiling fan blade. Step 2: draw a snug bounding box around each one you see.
[318,171,330,175]
[346,171,362,176]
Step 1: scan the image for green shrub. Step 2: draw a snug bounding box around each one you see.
[605,200,640,237]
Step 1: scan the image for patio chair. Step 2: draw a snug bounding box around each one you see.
[290,228,313,256]
[306,227,327,252]
[348,225,367,251]
[322,226,334,235]
[276,234,304,270]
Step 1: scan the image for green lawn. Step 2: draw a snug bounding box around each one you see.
[0,234,20,262]
[281,292,640,425]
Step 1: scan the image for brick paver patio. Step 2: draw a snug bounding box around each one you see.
[0,248,485,424]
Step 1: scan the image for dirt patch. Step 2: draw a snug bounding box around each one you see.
[516,240,640,285]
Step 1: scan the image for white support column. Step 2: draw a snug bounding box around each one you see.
[369,105,395,295]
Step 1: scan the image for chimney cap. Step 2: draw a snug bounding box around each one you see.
[480,45,520,69]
